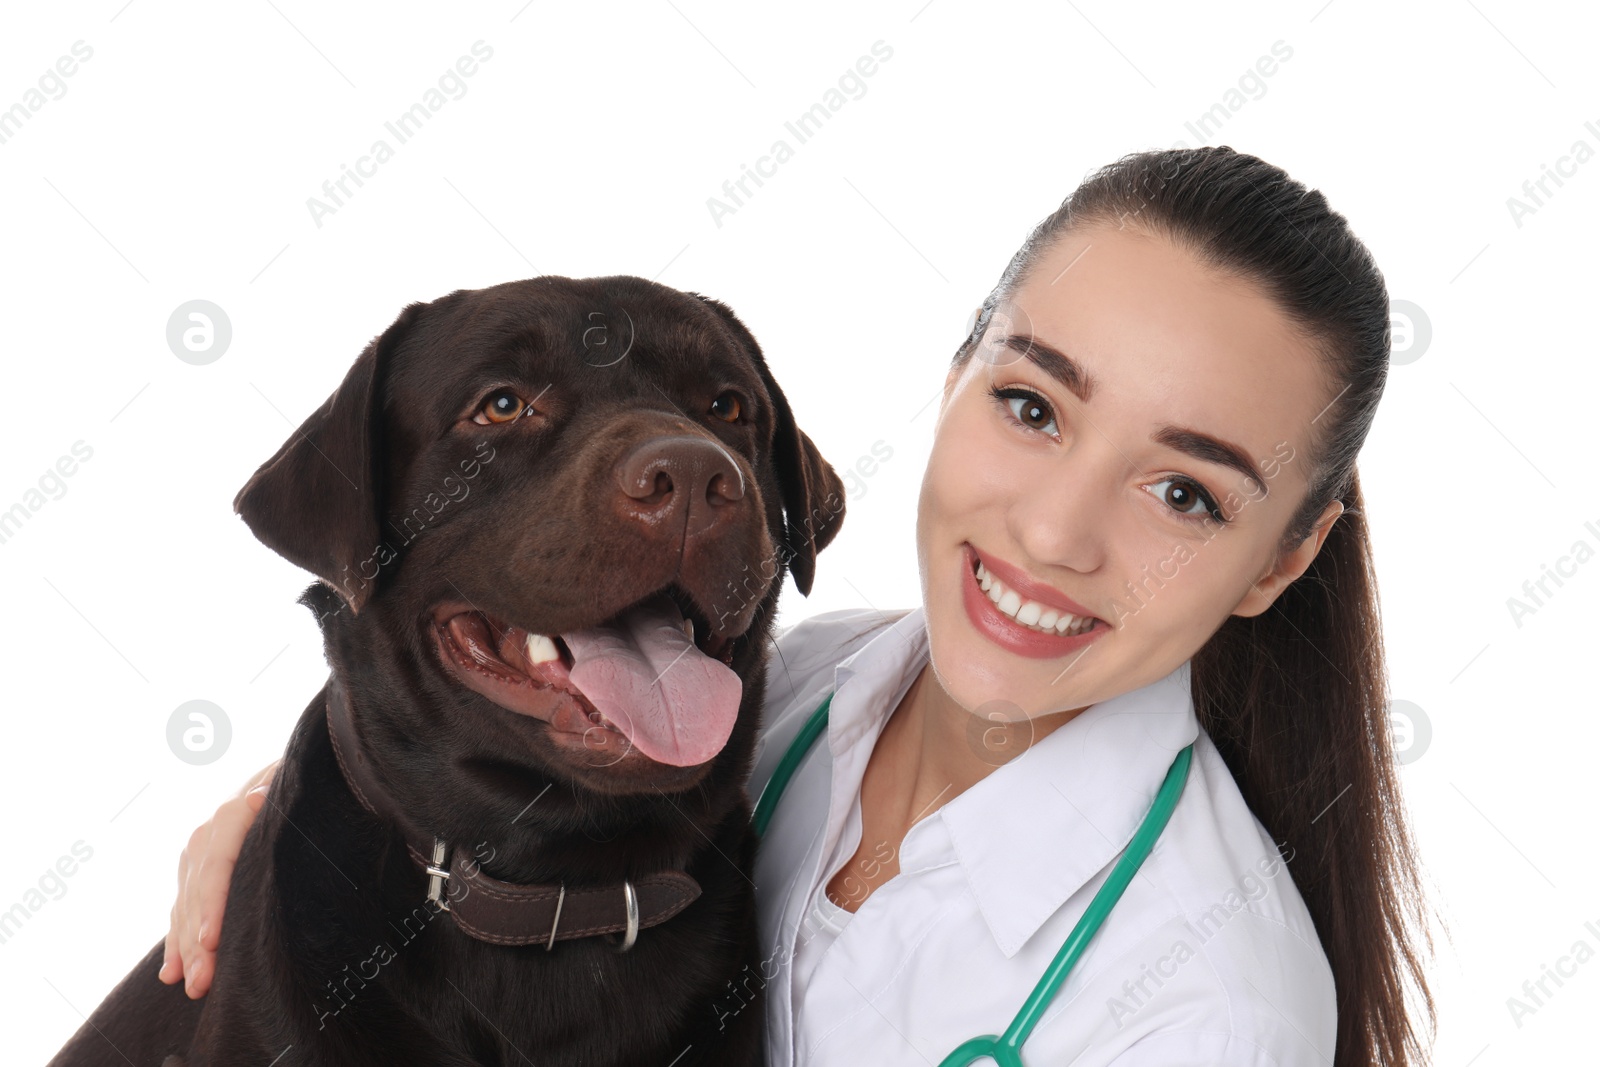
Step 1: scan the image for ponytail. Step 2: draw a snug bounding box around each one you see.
[1194,470,1434,1066]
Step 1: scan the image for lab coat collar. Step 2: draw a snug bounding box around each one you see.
[831,604,1199,961]
[826,606,923,749]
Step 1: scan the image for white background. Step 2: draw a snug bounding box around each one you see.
[2,1,1596,1063]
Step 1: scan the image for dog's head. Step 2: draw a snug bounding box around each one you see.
[233,276,844,803]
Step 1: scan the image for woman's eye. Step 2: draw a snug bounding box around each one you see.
[988,385,1058,436]
[474,388,529,425]
[1147,477,1226,525]
[710,392,742,423]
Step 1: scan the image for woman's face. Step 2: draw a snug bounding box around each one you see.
[917,220,1345,726]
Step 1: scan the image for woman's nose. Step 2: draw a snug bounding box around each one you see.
[1004,443,1118,574]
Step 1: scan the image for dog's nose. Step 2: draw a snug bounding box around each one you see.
[615,435,745,540]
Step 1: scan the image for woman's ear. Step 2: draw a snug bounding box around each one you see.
[690,293,846,597]
[1232,499,1346,619]
[232,301,427,616]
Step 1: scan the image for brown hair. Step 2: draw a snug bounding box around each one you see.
[952,146,1434,1066]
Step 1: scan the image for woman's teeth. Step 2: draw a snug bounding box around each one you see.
[975,560,1097,636]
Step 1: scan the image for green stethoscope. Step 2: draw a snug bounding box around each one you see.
[752,691,1194,1067]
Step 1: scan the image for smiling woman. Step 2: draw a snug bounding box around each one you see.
[755,145,1433,1067]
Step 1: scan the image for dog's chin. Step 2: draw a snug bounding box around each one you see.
[427,588,751,779]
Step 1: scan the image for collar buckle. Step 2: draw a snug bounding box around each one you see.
[425,837,451,912]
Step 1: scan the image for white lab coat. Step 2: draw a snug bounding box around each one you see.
[745,605,1337,1066]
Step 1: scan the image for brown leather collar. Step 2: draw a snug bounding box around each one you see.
[323,677,702,950]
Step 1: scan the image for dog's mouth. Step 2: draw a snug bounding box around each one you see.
[430,583,745,769]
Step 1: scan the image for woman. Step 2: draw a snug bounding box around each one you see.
[159,146,1434,1066]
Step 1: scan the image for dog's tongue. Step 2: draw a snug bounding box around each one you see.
[560,595,742,767]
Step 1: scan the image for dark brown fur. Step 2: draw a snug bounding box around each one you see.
[49,276,845,1066]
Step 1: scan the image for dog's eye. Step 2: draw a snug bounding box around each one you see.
[710,392,742,423]
[475,389,528,425]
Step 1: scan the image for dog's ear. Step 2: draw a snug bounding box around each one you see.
[233,301,426,616]
[691,293,845,597]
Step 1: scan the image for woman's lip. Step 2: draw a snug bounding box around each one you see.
[964,543,1101,622]
[960,546,1108,659]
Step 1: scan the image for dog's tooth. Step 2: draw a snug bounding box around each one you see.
[680,617,695,642]
[525,633,561,664]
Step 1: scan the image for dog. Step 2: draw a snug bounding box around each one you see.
[48,276,846,1066]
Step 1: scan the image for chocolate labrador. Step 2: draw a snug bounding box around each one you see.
[48,276,845,1066]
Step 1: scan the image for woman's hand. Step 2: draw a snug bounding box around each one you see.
[157,760,279,997]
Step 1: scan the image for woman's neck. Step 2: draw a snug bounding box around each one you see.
[823,663,1094,913]
[877,662,1089,835]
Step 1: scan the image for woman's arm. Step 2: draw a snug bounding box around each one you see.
[157,760,279,997]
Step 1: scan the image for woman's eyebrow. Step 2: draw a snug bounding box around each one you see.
[1001,334,1095,403]
[1153,426,1267,498]
[1002,332,1268,498]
